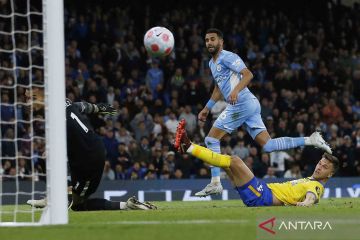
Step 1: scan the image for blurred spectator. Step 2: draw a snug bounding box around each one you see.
[283,163,302,178]
[115,143,132,169]
[184,80,207,106]
[17,157,31,181]
[170,68,185,90]
[293,122,306,138]
[337,135,356,176]
[133,120,152,142]
[130,106,154,135]
[193,121,207,141]
[102,128,119,163]
[116,127,134,145]
[164,151,176,173]
[114,164,126,180]
[2,160,12,178]
[2,128,15,157]
[254,153,270,178]
[197,167,211,179]
[152,147,164,178]
[171,169,184,179]
[260,98,272,119]
[175,153,194,178]
[145,60,164,100]
[270,150,293,174]
[233,140,249,160]
[126,162,144,180]
[4,167,17,181]
[106,86,115,105]
[152,113,165,137]
[160,164,171,180]
[179,105,197,135]
[136,136,152,164]
[249,147,260,165]
[121,78,139,101]
[102,160,115,180]
[322,99,343,125]
[1,93,14,122]
[144,163,157,180]
[165,112,179,134]
[263,167,277,179]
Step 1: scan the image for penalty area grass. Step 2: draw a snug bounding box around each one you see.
[0,198,359,240]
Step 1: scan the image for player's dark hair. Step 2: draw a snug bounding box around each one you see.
[206,28,223,39]
[323,153,339,173]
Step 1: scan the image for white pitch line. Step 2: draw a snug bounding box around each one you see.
[99,219,249,225]
[96,219,360,226]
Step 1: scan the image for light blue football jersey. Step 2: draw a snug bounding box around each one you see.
[209,50,256,102]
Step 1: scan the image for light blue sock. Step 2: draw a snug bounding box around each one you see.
[205,136,221,181]
[263,137,305,153]
[211,166,221,178]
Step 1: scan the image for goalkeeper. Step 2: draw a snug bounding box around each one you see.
[25,85,156,211]
[175,119,339,207]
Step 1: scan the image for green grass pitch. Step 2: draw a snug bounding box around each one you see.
[1,198,360,240]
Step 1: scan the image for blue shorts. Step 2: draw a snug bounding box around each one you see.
[235,177,273,207]
[213,98,266,139]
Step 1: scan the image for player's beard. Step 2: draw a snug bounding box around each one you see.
[207,44,220,56]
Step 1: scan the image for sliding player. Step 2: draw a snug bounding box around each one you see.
[175,120,338,207]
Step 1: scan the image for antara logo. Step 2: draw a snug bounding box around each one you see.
[259,217,276,235]
[279,221,332,231]
[258,217,332,235]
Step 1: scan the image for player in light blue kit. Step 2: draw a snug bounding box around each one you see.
[195,28,332,197]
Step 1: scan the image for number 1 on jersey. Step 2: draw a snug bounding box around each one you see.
[70,112,89,133]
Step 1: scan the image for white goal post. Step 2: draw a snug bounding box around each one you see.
[0,0,68,226]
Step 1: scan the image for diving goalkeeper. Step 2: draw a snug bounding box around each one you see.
[25,84,156,211]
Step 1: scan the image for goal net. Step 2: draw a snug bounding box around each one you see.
[0,0,68,226]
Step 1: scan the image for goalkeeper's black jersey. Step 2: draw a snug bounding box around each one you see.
[65,100,105,169]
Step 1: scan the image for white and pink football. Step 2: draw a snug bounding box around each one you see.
[144,26,174,57]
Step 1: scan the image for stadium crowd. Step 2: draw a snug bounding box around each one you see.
[1,0,360,181]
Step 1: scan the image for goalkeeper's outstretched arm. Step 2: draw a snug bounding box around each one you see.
[66,99,116,115]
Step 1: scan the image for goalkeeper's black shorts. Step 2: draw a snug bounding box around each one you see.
[69,145,105,199]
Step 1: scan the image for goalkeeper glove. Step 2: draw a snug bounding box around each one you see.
[96,103,117,115]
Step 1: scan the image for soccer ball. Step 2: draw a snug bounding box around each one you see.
[144,26,174,57]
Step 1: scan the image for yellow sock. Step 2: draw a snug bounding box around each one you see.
[187,143,231,168]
